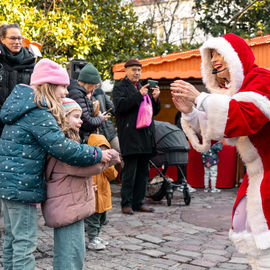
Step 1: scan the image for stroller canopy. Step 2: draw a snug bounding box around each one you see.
[154,121,190,153]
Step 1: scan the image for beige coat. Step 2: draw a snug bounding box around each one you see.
[42,149,119,228]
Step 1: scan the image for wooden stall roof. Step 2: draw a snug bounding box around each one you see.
[113,34,270,81]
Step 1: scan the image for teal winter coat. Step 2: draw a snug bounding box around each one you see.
[0,84,102,203]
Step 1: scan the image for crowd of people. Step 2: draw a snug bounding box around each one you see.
[0,22,270,270]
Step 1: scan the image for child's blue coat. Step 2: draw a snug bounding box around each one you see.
[0,84,102,203]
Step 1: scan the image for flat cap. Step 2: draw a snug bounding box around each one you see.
[124,59,142,68]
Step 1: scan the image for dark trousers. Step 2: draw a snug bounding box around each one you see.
[85,212,107,241]
[177,164,187,184]
[121,154,150,210]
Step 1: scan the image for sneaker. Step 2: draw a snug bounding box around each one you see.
[204,188,210,192]
[178,184,196,193]
[178,185,184,192]
[187,184,196,193]
[87,237,106,250]
[96,237,109,246]
[211,187,221,193]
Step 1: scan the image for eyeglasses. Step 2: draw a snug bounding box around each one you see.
[5,36,23,42]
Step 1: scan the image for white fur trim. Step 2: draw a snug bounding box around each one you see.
[215,92,270,144]
[233,92,270,119]
[200,37,244,96]
[229,229,262,257]
[206,94,230,140]
[254,231,270,250]
[230,91,270,250]
[230,229,270,256]
[235,137,269,248]
[181,118,211,153]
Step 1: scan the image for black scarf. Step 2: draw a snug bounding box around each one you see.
[1,43,25,64]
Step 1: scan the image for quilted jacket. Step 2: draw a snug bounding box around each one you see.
[0,84,102,203]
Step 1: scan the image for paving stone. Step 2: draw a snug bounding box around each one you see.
[180,222,216,233]
[122,244,143,251]
[158,245,180,253]
[219,262,250,269]
[140,249,165,258]
[162,235,184,242]
[141,242,160,248]
[128,253,154,261]
[191,258,217,268]
[151,258,177,266]
[164,254,191,263]
[202,249,229,256]
[229,256,249,264]
[179,244,202,252]
[125,237,144,244]
[203,253,228,263]
[175,250,201,258]
[178,227,199,234]
[178,264,207,270]
[209,268,233,270]
[136,234,165,244]
[126,219,144,227]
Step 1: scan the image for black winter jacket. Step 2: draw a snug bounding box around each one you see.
[67,79,102,143]
[112,76,160,157]
[0,42,35,135]
[93,88,117,142]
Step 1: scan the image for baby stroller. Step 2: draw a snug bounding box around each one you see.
[147,121,191,206]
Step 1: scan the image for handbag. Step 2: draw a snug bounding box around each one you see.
[136,94,153,129]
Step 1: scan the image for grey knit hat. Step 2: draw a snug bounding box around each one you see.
[78,63,101,84]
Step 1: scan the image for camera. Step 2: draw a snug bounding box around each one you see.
[147,79,158,89]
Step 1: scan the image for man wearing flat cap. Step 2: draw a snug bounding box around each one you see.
[112,59,161,215]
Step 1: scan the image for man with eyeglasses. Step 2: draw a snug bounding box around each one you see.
[67,62,110,143]
[0,23,35,136]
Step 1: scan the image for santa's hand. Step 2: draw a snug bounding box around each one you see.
[172,95,193,114]
[171,80,200,102]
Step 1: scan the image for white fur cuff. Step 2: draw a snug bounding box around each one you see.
[206,94,230,140]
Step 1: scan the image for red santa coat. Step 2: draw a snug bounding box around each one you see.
[182,33,270,255]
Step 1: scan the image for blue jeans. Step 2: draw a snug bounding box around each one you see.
[2,199,37,270]
[53,219,85,270]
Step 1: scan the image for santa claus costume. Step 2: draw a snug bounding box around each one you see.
[181,33,270,269]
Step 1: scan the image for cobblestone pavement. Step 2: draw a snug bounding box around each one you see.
[0,184,251,270]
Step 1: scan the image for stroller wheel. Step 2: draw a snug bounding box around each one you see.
[166,192,173,206]
[183,188,191,206]
[150,189,166,201]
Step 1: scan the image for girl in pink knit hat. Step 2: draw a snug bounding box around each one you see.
[0,59,113,270]
[42,98,120,269]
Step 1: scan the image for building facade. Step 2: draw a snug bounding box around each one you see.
[130,0,207,46]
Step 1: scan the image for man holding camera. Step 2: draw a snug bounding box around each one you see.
[112,59,160,215]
